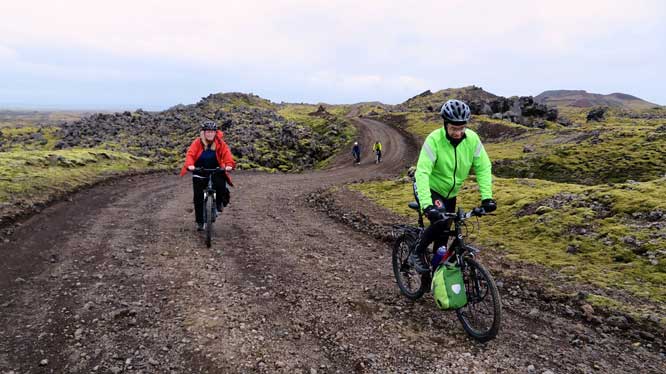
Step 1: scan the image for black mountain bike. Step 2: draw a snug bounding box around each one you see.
[392,202,502,342]
[193,167,225,248]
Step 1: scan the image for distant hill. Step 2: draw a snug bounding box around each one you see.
[535,90,660,110]
[0,110,91,127]
[398,86,499,112]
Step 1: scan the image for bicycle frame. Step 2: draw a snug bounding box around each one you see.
[192,168,226,217]
[203,174,217,205]
[413,206,484,273]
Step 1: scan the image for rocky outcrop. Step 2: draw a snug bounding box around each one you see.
[400,87,561,127]
[587,107,607,122]
[51,93,352,172]
[483,96,558,128]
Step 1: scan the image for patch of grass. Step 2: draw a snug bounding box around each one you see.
[0,148,159,205]
[325,105,351,117]
[356,104,391,117]
[348,179,417,218]
[349,177,666,304]
[397,107,666,184]
[278,105,330,134]
[403,112,441,140]
[586,294,666,328]
[491,125,666,184]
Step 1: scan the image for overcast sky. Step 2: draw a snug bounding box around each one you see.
[1,0,664,110]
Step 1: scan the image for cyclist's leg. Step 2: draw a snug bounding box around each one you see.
[212,173,228,209]
[430,191,456,249]
[192,177,207,224]
[409,190,456,271]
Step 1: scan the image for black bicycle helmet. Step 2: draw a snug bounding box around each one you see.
[440,99,471,123]
[200,120,217,131]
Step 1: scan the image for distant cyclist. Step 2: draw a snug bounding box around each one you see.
[180,120,236,231]
[373,141,382,163]
[409,99,497,273]
[351,141,361,164]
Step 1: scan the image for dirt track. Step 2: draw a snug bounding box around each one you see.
[1,118,664,373]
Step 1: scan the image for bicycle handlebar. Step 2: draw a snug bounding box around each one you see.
[189,167,227,173]
[437,206,487,221]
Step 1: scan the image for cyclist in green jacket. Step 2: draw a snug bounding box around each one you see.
[373,141,382,163]
[409,99,497,273]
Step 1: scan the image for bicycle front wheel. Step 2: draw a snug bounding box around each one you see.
[392,233,429,300]
[205,196,213,248]
[455,257,501,342]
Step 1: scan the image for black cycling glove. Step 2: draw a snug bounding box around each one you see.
[424,205,443,222]
[481,198,497,213]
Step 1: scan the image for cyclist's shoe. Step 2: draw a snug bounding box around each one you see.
[196,223,204,231]
[408,252,430,274]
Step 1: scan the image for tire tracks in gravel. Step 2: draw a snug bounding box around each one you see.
[1,117,664,373]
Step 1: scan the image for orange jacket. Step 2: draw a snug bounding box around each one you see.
[180,130,236,186]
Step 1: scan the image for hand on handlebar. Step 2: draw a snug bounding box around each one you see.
[424,205,444,222]
[481,198,497,213]
[187,165,195,171]
[224,165,232,172]
[472,207,487,216]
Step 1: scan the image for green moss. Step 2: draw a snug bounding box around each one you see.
[356,104,390,117]
[398,105,666,185]
[278,105,329,134]
[586,294,666,328]
[277,104,357,170]
[0,126,61,151]
[349,177,666,304]
[0,148,159,205]
[348,179,417,218]
[403,112,441,140]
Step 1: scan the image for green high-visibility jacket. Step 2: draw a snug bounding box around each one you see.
[373,142,382,151]
[414,127,492,211]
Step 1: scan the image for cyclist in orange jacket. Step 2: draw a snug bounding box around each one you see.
[180,120,236,231]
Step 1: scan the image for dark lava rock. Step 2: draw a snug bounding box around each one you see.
[586,107,607,122]
[50,93,352,172]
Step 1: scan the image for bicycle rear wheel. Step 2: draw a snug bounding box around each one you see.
[205,196,213,248]
[455,257,501,342]
[392,233,429,300]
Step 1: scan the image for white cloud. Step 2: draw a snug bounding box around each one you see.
[308,71,428,91]
[0,45,18,61]
[0,0,663,106]
[1,0,661,65]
